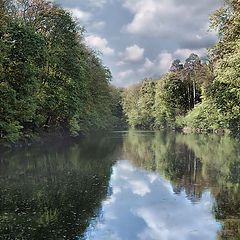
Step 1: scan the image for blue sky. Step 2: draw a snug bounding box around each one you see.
[54,0,222,87]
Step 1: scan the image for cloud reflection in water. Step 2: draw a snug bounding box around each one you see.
[84,160,221,240]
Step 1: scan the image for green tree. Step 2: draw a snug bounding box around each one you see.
[138,80,156,129]
[154,73,188,128]
[122,83,142,128]
[209,0,240,135]
[0,17,47,140]
[0,0,117,142]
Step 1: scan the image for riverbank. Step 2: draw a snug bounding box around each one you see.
[0,129,86,151]
[181,127,229,136]
[0,125,237,151]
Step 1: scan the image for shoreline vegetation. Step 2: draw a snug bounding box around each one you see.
[0,0,127,145]
[121,0,239,138]
[0,0,239,147]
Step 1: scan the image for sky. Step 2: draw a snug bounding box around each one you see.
[53,0,223,87]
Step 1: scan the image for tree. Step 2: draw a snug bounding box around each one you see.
[208,0,240,135]
[170,59,183,72]
[154,73,188,128]
[0,16,47,140]
[0,0,117,141]
[138,80,156,129]
[122,83,142,128]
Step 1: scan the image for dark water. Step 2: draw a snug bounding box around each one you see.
[0,131,239,240]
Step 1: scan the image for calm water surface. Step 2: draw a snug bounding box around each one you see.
[0,131,239,239]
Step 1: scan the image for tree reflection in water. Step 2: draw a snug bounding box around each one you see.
[123,131,240,239]
[0,134,122,239]
[0,131,239,239]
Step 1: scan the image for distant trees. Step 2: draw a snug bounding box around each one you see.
[155,73,190,128]
[122,0,240,136]
[122,83,142,128]
[122,54,212,130]
[0,0,120,141]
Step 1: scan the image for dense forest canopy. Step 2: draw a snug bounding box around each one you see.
[122,0,240,137]
[0,0,239,142]
[0,0,125,142]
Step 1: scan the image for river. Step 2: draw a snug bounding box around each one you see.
[0,131,239,239]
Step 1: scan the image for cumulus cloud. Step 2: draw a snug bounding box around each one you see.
[122,0,221,48]
[123,44,145,62]
[86,0,108,8]
[174,48,207,60]
[157,52,174,72]
[56,0,108,9]
[143,58,154,69]
[85,34,115,56]
[55,0,221,87]
[138,52,174,75]
[116,69,134,80]
[115,46,210,87]
[116,61,126,67]
[67,8,92,23]
[66,8,106,32]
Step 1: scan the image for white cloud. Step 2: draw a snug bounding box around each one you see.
[88,0,108,8]
[85,34,115,56]
[67,8,92,23]
[124,0,174,36]
[174,48,207,60]
[122,0,220,48]
[136,51,174,77]
[124,44,145,62]
[114,46,209,87]
[144,58,154,69]
[139,48,207,77]
[157,52,174,72]
[116,69,134,80]
[68,0,108,9]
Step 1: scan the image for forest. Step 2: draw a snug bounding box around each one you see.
[0,0,125,142]
[0,0,239,143]
[122,0,240,137]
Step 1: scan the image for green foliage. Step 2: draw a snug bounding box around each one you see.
[154,73,189,128]
[124,130,240,238]
[188,0,240,136]
[184,101,227,130]
[138,80,156,129]
[109,86,128,130]
[0,0,119,142]
[0,83,22,141]
[0,134,118,239]
[122,83,142,128]
[210,0,239,135]
[122,60,211,130]
[122,0,239,136]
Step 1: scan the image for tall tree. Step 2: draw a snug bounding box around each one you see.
[208,0,240,135]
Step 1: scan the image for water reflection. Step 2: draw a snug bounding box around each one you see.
[121,131,240,240]
[85,131,240,239]
[0,131,240,239]
[0,134,122,239]
[85,160,220,240]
